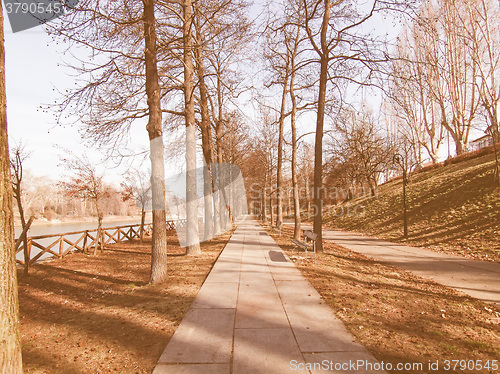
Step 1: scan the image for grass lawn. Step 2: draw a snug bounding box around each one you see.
[324,153,500,262]
[265,224,500,374]
[18,229,232,374]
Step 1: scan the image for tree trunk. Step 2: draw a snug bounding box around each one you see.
[311,0,332,253]
[202,166,213,241]
[183,0,201,255]
[140,208,145,243]
[97,212,104,254]
[490,132,500,186]
[454,133,466,155]
[270,194,274,225]
[15,190,30,276]
[144,0,168,284]
[261,178,267,223]
[290,70,301,240]
[193,3,215,241]
[313,56,327,253]
[288,25,301,240]
[276,76,288,230]
[0,3,23,368]
[215,77,227,232]
[94,210,103,256]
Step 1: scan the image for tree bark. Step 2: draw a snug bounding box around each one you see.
[261,177,267,223]
[183,0,201,255]
[288,22,302,241]
[214,76,228,231]
[140,208,145,243]
[193,1,215,241]
[275,73,287,230]
[13,174,29,275]
[311,0,332,253]
[0,3,23,369]
[93,208,102,256]
[144,0,168,284]
[10,148,30,275]
[290,64,301,241]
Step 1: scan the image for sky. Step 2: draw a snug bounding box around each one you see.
[4,14,150,185]
[3,2,444,185]
[4,24,84,179]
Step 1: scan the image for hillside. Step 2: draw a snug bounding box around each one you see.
[325,153,500,262]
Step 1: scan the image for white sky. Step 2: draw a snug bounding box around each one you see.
[5,24,81,179]
[4,19,152,185]
[6,2,463,184]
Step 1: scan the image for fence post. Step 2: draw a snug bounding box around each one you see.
[27,238,32,267]
[100,229,105,254]
[59,237,64,258]
[83,230,88,253]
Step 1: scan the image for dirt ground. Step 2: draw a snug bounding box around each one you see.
[265,224,500,374]
[17,229,232,374]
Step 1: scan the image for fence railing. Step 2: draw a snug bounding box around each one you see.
[15,219,187,270]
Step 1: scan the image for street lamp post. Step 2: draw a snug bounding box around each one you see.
[394,153,408,239]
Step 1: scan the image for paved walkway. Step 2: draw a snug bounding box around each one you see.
[153,217,385,374]
[287,223,500,306]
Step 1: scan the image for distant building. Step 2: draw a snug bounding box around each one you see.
[470,134,493,151]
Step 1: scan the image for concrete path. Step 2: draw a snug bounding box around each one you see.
[153,217,385,374]
[287,223,500,306]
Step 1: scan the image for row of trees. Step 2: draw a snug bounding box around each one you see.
[241,0,416,250]
[4,0,499,369]
[386,0,500,164]
[247,0,500,249]
[45,0,254,283]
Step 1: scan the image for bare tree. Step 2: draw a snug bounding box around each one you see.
[121,169,151,242]
[301,0,412,251]
[439,0,481,155]
[9,142,35,275]
[60,154,107,255]
[283,0,311,239]
[264,23,290,231]
[388,14,445,165]
[183,0,202,255]
[0,3,23,369]
[465,0,500,142]
[388,0,500,160]
[193,0,215,240]
[330,107,393,196]
[50,0,169,283]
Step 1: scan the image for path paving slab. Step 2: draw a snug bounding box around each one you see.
[190,282,239,309]
[157,308,234,364]
[153,217,385,373]
[235,292,289,329]
[233,328,308,374]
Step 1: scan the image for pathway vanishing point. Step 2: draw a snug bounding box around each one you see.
[153,217,385,374]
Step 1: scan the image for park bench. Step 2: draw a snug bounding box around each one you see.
[291,229,318,261]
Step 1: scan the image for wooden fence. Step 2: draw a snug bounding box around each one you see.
[15,219,187,270]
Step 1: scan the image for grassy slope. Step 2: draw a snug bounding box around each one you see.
[325,153,500,262]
